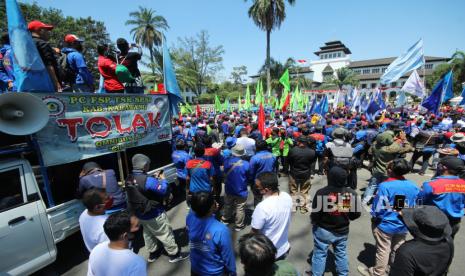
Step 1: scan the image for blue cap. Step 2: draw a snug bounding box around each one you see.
[225,137,237,149]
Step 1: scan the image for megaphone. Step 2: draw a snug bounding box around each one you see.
[0,93,50,135]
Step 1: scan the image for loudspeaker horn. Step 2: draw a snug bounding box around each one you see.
[0,93,50,135]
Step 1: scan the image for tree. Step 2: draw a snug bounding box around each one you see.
[0,2,111,81]
[126,6,169,75]
[328,67,359,89]
[246,0,296,96]
[172,30,224,96]
[230,65,248,84]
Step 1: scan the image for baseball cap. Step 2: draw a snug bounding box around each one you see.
[439,156,465,172]
[28,20,54,31]
[64,34,84,43]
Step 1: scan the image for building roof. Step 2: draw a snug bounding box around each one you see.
[349,56,449,68]
[314,41,352,56]
[354,70,434,81]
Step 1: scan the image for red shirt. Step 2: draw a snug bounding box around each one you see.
[98,56,124,92]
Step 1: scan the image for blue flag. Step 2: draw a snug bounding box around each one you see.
[308,96,316,114]
[6,0,55,92]
[376,89,387,109]
[317,95,328,116]
[442,70,454,102]
[421,77,444,114]
[163,40,183,116]
[459,86,465,106]
[380,39,424,85]
[365,98,381,122]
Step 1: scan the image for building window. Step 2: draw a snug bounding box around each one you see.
[361,83,367,89]
[354,69,361,74]
[338,52,341,57]
[401,81,405,86]
[362,69,370,74]
[371,83,377,89]
[372,68,380,74]
[425,63,433,69]
[324,54,328,59]
[382,67,387,73]
[391,82,397,88]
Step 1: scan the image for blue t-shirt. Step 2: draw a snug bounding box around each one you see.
[249,150,276,180]
[172,150,191,180]
[223,157,250,197]
[187,158,214,193]
[186,212,236,276]
[62,47,94,86]
[371,178,419,234]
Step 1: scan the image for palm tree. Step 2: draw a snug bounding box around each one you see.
[329,67,359,89]
[247,0,296,96]
[126,6,169,75]
[451,50,465,94]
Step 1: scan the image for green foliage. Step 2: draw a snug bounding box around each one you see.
[426,51,465,96]
[126,6,169,76]
[171,30,224,96]
[230,65,247,84]
[327,67,359,89]
[0,1,111,81]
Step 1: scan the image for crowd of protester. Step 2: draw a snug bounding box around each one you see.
[74,100,465,276]
[0,20,143,93]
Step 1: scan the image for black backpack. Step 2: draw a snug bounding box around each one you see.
[124,174,160,216]
[328,141,354,169]
[57,52,77,85]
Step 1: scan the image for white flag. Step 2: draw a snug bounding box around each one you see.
[333,90,341,109]
[396,90,407,107]
[401,70,425,98]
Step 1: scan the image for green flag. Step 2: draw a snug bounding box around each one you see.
[292,85,300,111]
[238,95,242,110]
[225,98,230,112]
[214,95,222,112]
[255,81,262,106]
[274,96,280,109]
[280,89,289,109]
[185,102,193,114]
[279,69,290,92]
[180,103,187,115]
[245,85,251,110]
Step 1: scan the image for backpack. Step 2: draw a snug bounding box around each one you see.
[328,141,354,169]
[124,174,160,216]
[58,52,77,85]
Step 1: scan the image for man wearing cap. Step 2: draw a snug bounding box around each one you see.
[418,156,465,238]
[221,144,250,231]
[61,34,94,92]
[171,140,191,193]
[389,206,454,276]
[28,20,61,91]
[288,136,316,213]
[362,131,413,204]
[116,38,143,94]
[128,154,189,263]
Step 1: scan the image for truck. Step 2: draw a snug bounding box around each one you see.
[0,92,176,275]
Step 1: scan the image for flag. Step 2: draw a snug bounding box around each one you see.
[366,98,381,122]
[442,70,454,102]
[380,39,424,85]
[401,70,425,98]
[258,103,265,136]
[196,104,201,117]
[214,95,222,112]
[376,89,387,110]
[292,85,300,111]
[225,98,230,112]
[280,88,289,109]
[459,86,465,106]
[6,0,55,92]
[396,90,407,108]
[274,96,280,110]
[421,77,444,114]
[281,91,291,112]
[163,40,183,115]
[245,85,251,110]
[185,102,193,114]
[333,90,341,109]
[308,96,317,114]
[255,81,263,105]
[238,95,242,110]
[279,69,290,92]
[314,95,328,116]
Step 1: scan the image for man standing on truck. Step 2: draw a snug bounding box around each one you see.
[79,188,110,252]
[127,154,189,263]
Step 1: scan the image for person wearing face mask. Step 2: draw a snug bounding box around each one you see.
[28,20,62,91]
[251,172,293,260]
[60,34,94,92]
[87,211,147,276]
[418,156,465,238]
[79,188,111,252]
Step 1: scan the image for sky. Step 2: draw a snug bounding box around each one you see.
[24,0,465,82]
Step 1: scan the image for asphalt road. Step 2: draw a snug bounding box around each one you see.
[34,166,465,276]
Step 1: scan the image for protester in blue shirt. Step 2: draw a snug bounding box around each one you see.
[187,192,236,276]
[0,33,15,92]
[249,140,276,206]
[61,34,94,92]
[418,156,465,238]
[359,158,420,276]
[129,154,189,263]
[221,144,250,231]
[186,144,215,194]
[171,140,191,194]
[222,136,237,159]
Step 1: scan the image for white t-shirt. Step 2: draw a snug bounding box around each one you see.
[236,136,256,156]
[251,191,293,257]
[87,242,147,276]
[79,210,109,252]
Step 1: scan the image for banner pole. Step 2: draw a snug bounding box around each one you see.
[117,151,125,185]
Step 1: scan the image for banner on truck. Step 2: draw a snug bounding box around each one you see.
[35,93,172,166]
